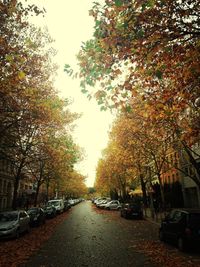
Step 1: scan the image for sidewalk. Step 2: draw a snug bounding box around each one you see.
[143,207,166,225]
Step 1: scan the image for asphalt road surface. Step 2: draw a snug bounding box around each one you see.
[23,201,157,267]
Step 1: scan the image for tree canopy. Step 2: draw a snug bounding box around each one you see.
[75,0,200,201]
[0,0,85,207]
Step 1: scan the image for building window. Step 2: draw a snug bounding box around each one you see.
[3,180,7,194]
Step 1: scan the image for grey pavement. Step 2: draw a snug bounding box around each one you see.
[143,207,166,225]
[23,201,158,267]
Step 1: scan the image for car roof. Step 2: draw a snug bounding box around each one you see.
[172,208,200,214]
[0,210,22,215]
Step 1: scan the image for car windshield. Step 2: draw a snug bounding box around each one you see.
[0,212,18,222]
[27,208,38,214]
[129,203,141,208]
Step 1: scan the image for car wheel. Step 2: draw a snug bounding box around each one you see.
[177,237,186,251]
[159,229,165,242]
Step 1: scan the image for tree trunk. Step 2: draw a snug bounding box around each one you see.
[12,176,20,210]
[34,182,40,206]
[140,174,147,206]
[46,182,49,202]
[157,173,165,210]
[12,161,24,210]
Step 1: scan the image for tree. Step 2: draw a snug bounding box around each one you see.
[0,1,83,208]
[73,0,200,191]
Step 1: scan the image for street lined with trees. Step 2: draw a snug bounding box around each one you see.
[0,0,87,210]
[0,1,200,266]
[72,0,200,211]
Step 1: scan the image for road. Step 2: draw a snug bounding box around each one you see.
[23,201,157,267]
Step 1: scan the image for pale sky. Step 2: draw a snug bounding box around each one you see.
[30,0,114,187]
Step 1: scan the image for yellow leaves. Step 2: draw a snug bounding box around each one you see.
[18,71,26,80]
[5,54,13,62]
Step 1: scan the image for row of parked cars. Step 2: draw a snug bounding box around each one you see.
[0,198,83,240]
[93,197,200,251]
[92,197,143,219]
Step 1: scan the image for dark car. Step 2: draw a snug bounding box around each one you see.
[159,208,200,251]
[43,203,57,218]
[0,210,30,239]
[27,207,46,226]
[63,200,71,211]
[120,202,143,219]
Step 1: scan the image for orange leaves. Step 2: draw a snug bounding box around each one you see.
[136,240,200,267]
[0,1,82,206]
[0,212,70,267]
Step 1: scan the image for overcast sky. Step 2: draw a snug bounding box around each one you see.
[31,0,114,187]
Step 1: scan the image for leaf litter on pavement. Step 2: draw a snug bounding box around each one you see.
[92,204,200,267]
[136,240,200,267]
[0,211,71,267]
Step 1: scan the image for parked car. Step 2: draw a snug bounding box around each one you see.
[104,200,122,210]
[159,208,200,251]
[94,197,108,206]
[43,203,57,218]
[27,207,46,226]
[0,210,30,239]
[120,202,143,219]
[48,199,64,213]
[97,199,111,209]
[68,199,75,206]
[64,200,71,211]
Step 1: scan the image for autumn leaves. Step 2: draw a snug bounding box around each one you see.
[0,1,86,208]
[75,0,200,200]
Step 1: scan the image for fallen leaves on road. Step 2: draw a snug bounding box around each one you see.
[0,211,71,267]
[136,240,200,267]
[92,203,200,267]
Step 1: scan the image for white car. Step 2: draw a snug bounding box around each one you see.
[104,200,122,210]
[97,199,111,208]
[48,199,64,213]
[0,210,30,239]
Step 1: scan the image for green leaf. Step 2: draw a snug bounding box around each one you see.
[125,105,132,113]
[136,29,144,39]
[81,89,88,94]
[100,106,107,111]
[5,55,13,62]
[64,64,73,76]
[95,20,101,27]
[147,0,155,8]
[106,85,113,91]
[114,0,123,7]
[155,70,163,79]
